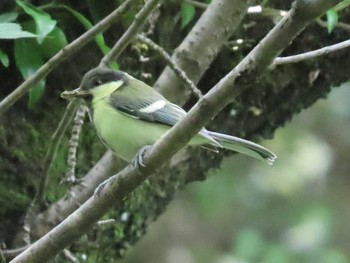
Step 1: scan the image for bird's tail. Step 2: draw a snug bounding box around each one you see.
[206,131,277,165]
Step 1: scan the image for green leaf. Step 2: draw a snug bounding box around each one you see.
[0,12,18,23]
[60,5,110,55]
[0,49,9,67]
[0,23,37,39]
[14,39,45,108]
[40,26,68,59]
[181,2,195,29]
[16,0,57,43]
[21,20,67,59]
[326,8,338,33]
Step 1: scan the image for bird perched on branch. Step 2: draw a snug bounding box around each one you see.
[62,67,276,166]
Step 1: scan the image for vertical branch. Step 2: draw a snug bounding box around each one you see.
[64,104,87,184]
[99,0,162,67]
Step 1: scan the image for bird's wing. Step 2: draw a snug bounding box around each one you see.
[108,80,221,147]
[109,86,186,126]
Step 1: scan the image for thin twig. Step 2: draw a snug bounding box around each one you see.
[35,100,81,205]
[185,2,288,18]
[272,38,350,67]
[247,5,288,17]
[2,245,29,261]
[97,219,116,226]
[136,34,203,99]
[0,248,5,263]
[64,104,87,184]
[0,0,133,116]
[316,18,350,33]
[100,0,162,67]
[185,0,208,9]
[63,249,80,263]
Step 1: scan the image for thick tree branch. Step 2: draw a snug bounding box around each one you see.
[12,0,341,262]
[155,0,248,104]
[0,0,133,116]
[31,151,124,239]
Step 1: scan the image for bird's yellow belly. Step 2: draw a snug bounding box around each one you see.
[92,102,172,162]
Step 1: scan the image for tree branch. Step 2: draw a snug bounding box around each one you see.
[0,0,133,116]
[272,39,350,66]
[30,151,124,239]
[136,34,202,99]
[64,103,87,184]
[99,0,162,67]
[155,0,248,104]
[35,100,81,206]
[316,19,350,32]
[185,0,208,9]
[12,0,341,262]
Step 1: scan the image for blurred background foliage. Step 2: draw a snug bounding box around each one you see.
[121,84,350,263]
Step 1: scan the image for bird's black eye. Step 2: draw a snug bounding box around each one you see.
[93,78,103,87]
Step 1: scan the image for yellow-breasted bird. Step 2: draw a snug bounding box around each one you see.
[62,67,276,166]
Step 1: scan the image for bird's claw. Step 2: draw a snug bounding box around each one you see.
[94,145,152,198]
[94,177,113,198]
[132,145,152,169]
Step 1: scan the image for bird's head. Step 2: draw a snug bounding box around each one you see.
[61,67,128,100]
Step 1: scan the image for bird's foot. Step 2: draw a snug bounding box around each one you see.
[94,177,113,198]
[132,145,152,169]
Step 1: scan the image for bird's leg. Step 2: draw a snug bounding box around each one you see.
[132,145,152,168]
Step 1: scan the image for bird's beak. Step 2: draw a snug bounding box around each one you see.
[61,87,90,99]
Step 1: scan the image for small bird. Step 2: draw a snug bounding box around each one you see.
[62,67,276,166]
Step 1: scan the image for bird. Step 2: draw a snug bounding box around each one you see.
[62,67,276,166]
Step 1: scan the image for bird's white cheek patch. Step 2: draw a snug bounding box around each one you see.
[139,100,167,113]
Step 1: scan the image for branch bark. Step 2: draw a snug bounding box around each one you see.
[154,0,248,104]
[12,0,341,262]
[272,38,350,66]
[136,34,202,98]
[100,0,162,67]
